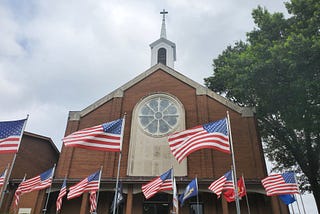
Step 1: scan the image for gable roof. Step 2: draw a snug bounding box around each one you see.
[69,63,255,120]
[24,131,59,155]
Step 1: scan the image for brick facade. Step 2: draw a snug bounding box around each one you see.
[52,64,287,214]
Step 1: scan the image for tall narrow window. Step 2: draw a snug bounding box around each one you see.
[157,48,167,65]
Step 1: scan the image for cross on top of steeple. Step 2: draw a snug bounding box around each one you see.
[160,9,168,39]
[160,9,168,21]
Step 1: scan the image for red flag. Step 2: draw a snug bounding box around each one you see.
[223,177,246,202]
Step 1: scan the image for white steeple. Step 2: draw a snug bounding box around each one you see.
[150,9,176,68]
[160,9,167,38]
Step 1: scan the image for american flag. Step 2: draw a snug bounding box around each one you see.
[168,118,230,163]
[0,119,26,154]
[56,178,67,212]
[14,167,54,207]
[67,170,101,200]
[89,191,97,212]
[63,118,123,152]
[208,170,234,197]
[0,168,7,188]
[142,168,173,199]
[13,176,25,208]
[261,172,299,196]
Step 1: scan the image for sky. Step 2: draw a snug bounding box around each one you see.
[0,0,317,212]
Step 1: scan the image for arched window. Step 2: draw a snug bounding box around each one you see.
[127,93,187,176]
[157,48,167,65]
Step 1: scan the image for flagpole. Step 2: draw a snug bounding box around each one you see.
[0,164,9,209]
[293,173,306,214]
[112,152,122,214]
[241,174,251,214]
[0,116,28,209]
[226,111,241,214]
[93,166,103,214]
[171,166,174,214]
[294,194,302,214]
[290,203,294,214]
[298,194,306,214]
[43,164,56,214]
[171,166,178,214]
[195,177,200,214]
[112,115,126,214]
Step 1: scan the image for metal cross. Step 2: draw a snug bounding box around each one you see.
[160,9,168,20]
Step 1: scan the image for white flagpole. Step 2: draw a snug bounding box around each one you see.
[195,177,200,214]
[172,166,179,214]
[293,172,306,214]
[0,164,9,209]
[241,174,251,214]
[0,116,28,208]
[294,194,302,214]
[226,111,241,214]
[93,166,103,214]
[112,115,126,214]
[43,164,56,214]
[290,203,294,213]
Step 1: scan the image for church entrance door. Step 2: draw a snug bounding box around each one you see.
[143,203,170,214]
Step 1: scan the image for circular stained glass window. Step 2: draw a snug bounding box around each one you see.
[138,96,180,136]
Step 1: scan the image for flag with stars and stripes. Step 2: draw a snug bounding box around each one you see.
[168,118,230,163]
[56,177,67,212]
[0,168,8,188]
[261,172,299,196]
[89,191,97,212]
[63,118,124,152]
[0,119,27,154]
[67,170,100,200]
[208,170,234,198]
[13,167,55,207]
[142,168,173,199]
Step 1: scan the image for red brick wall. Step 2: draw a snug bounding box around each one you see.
[56,68,267,181]
[12,133,58,178]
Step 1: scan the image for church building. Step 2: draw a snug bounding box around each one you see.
[10,10,288,214]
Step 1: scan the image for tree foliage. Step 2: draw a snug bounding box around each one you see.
[204,0,320,210]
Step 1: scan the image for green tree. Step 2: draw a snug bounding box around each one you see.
[204,0,320,210]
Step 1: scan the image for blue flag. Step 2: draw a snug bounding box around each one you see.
[279,194,296,205]
[179,178,198,206]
